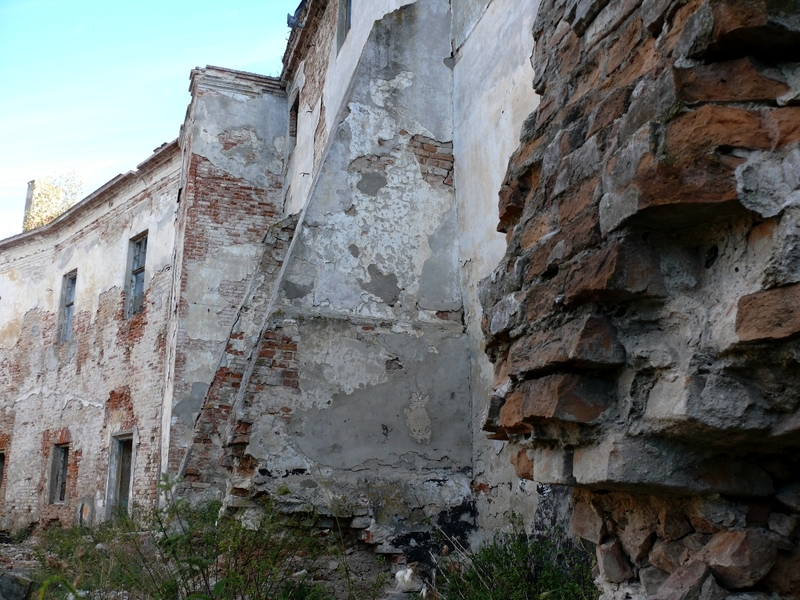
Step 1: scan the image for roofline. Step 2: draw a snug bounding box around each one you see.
[281,0,330,88]
[0,140,181,250]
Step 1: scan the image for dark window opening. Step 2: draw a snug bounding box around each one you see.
[114,438,133,510]
[61,271,77,342]
[129,233,148,316]
[50,444,69,504]
[0,452,5,487]
[337,0,352,52]
[289,96,299,138]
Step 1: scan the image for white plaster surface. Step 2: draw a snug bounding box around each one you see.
[452,0,541,532]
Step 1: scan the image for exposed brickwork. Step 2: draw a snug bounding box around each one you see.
[409,135,454,187]
[0,143,180,531]
[481,0,800,595]
[167,150,283,476]
[180,216,299,496]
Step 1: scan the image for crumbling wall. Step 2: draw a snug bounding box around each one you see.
[179,214,299,498]
[164,67,288,481]
[481,0,800,597]
[0,144,180,531]
[282,0,416,215]
[206,0,474,560]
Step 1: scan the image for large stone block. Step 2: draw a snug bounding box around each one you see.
[599,117,750,232]
[507,315,625,377]
[597,537,634,583]
[665,105,771,160]
[658,507,694,541]
[571,494,608,544]
[674,58,790,103]
[640,566,671,595]
[761,547,800,597]
[533,446,576,485]
[736,283,800,343]
[520,374,615,424]
[652,560,710,600]
[0,573,33,600]
[573,436,774,496]
[564,242,665,306]
[696,529,777,589]
[643,372,777,440]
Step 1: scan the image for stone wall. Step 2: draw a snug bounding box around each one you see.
[481,0,800,596]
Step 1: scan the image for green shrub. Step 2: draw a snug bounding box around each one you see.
[430,527,598,600]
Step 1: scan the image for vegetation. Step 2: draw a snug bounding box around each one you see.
[426,524,599,600]
[33,482,597,600]
[22,172,83,232]
[34,481,357,600]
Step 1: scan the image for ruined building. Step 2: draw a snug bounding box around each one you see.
[1,0,800,597]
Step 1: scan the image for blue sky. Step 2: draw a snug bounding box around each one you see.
[0,0,298,240]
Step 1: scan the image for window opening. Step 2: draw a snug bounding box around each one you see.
[61,271,77,342]
[337,0,352,52]
[0,451,5,487]
[289,96,299,138]
[50,444,69,504]
[129,233,148,316]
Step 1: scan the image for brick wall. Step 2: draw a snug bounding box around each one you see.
[167,152,283,476]
[180,216,299,497]
[165,68,288,483]
[0,144,180,531]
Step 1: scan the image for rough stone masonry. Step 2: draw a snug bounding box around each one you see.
[481,0,800,597]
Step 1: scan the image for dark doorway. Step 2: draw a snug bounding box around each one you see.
[115,438,133,510]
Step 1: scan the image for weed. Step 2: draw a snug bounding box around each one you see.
[33,477,362,600]
[425,523,598,600]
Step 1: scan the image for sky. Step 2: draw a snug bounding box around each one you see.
[0,0,299,240]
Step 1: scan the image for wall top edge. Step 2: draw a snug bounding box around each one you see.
[190,65,285,98]
[0,141,181,251]
[281,0,329,88]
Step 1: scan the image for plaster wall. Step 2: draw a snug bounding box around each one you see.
[284,0,416,215]
[0,144,180,530]
[452,0,541,534]
[451,0,490,51]
[164,68,288,479]
[208,0,475,557]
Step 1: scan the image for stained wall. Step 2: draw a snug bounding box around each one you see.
[0,143,180,531]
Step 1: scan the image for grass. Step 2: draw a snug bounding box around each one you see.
[426,524,599,600]
[32,479,380,600]
[32,480,598,600]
